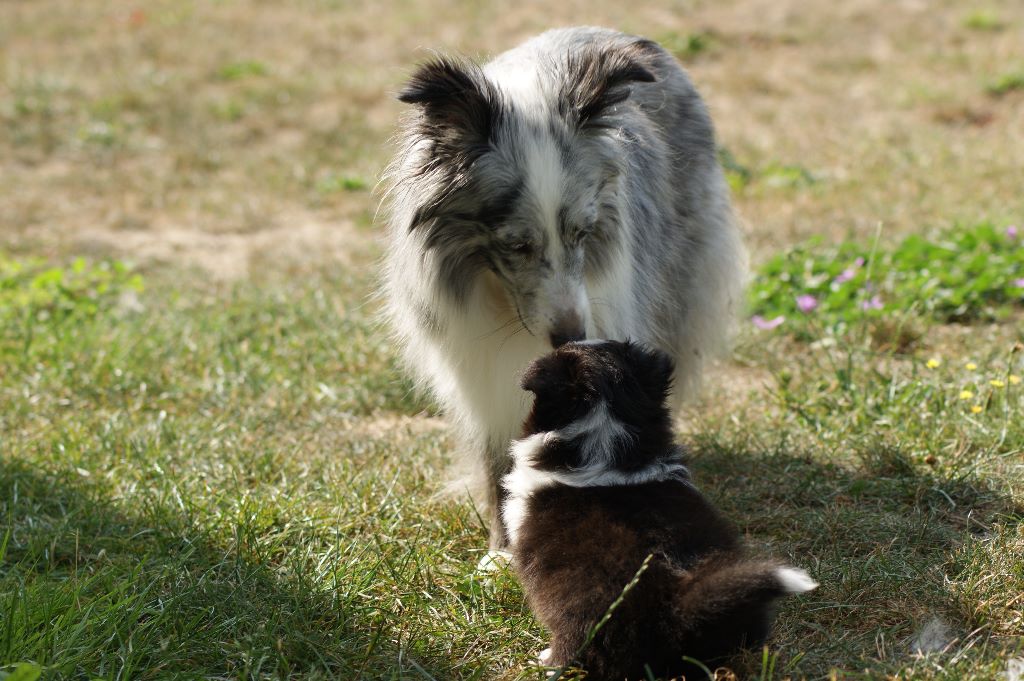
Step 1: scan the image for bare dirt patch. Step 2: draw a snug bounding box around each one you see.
[347,413,449,440]
[74,214,367,280]
[4,0,1022,274]
[680,360,777,434]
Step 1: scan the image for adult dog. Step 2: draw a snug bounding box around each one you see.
[382,27,745,547]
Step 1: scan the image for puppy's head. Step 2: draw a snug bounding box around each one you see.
[520,340,674,437]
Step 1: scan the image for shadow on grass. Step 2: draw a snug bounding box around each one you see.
[4,436,1019,681]
[0,460,452,681]
[688,435,1024,678]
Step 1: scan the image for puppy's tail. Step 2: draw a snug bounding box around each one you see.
[670,559,817,661]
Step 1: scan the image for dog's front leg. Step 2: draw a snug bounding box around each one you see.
[486,440,513,549]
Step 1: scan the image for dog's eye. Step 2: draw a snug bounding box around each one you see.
[508,241,534,256]
[577,221,596,243]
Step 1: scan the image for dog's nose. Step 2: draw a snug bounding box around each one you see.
[549,312,585,348]
[550,329,585,348]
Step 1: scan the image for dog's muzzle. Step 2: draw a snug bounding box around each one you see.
[549,311,586,348]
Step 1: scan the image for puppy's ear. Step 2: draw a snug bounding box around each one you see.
[626,342,675,401]
[521,352,573,396]
[560,40,658,129]
[398,56,497,145]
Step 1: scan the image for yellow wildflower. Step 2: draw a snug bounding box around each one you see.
[926,358,941,369]
[959,390,974,400]
[970,405,983,414]
[990,379,1005,388]
[1010,375,1021,385]
[965,362,978,370]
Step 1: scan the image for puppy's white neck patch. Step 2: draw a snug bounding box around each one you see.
[501,404,691,546]
[559,402,632,466]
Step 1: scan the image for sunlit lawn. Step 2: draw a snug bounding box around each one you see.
[3,0,1024,678]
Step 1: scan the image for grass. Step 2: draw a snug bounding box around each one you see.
[0,261,531,679]
[2,245,1023,679]
[750,222,1024,335]
[987,71,1024,97]
[3,0,1024,678]
[657,30,717,61]
[217,60,270,81]
[964,11,1007,32]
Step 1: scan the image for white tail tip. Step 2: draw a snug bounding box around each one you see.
[775,567,818,594]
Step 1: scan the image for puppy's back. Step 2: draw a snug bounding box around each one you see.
[513,480,732,671]
[515,479,813,680]
[516,477,737,569]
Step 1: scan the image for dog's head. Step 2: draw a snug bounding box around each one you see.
[394,38,659,349]
[518,340,675,469]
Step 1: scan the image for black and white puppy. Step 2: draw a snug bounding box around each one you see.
[503,340,816,680]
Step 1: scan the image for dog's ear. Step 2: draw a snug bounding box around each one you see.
[521,352,574,396]
[398,56,497,146]
[625,342,675,403]
[560,40,658,129]
[520,350,587,435]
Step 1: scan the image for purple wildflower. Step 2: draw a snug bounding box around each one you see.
[796,294,818,313]
[1014,278,1024,288]
[860,294,883,310]
[1007,225,1019,240]
[752,315,785,330]
[834,268,856,285]
[854,257,866,267]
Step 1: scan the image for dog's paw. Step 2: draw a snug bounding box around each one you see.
[537,646,558,678]
[475,549,513,574]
